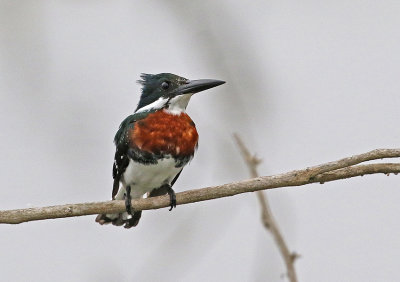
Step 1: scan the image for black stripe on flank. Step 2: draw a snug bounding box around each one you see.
[127,147,194,168]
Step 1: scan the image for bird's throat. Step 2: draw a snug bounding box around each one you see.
[164,94,192,115]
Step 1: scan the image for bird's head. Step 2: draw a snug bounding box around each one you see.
[135,73,225,114]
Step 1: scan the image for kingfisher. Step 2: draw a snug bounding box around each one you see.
[95,73,225,228]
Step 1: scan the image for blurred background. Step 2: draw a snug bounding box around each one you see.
[1,1,399,281]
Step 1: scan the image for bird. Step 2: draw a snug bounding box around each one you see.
[95,73,225,228]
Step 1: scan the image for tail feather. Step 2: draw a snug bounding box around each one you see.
[95,211,142,228]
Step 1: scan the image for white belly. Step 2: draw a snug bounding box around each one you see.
[118,157,182,199]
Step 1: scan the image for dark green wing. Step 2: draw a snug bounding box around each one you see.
[113,111,150,146]
[111,111,152,199]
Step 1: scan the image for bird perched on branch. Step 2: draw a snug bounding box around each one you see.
[96,73,225,228]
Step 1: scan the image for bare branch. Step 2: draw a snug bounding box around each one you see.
[233,133,298,282]
[0,150,399,225]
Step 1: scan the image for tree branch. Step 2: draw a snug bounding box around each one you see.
[0,149,399,224]
[233,134,298,282]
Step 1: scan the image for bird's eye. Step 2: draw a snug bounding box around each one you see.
[161,81,170,90]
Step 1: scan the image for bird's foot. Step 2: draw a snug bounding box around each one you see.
[164,184,176,211]
[125,186,133,215]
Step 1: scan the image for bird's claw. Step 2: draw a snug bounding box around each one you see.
[125,186,133,215]
[167,186,176,211]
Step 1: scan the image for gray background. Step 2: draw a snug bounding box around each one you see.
[1,1,399,281]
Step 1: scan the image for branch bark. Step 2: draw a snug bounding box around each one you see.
[0,149,399,225]
[233,134,298,282]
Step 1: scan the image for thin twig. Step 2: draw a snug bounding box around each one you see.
[0,150,399,224]
[233,134,298,282]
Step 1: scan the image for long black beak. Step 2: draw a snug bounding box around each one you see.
[177,79,225,95]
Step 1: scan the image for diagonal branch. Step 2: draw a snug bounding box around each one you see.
[233,134,298,282]
[0,150,399,225]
